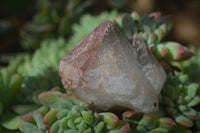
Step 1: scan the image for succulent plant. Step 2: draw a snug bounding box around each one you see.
[16,69,63,104]
[0,37,70,114]
[20,0,93,50]
[0,37,73,132]
[17,37,70,77]
[113,11,193,63]
[122,110,191,133]
[180,48,200,83]
[0,38,69,105]
[16,90,130,133]
[160,72,200,131]
[0,67,22,132]
[0,68,22,116]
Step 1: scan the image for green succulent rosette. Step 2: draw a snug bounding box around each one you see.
[160,73,200,131]
[114,11,193,63]
[10,38,72,103]
[17,90,130,133]
[16,70,62,104]
[17,38,70,77]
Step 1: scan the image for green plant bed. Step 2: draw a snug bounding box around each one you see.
[0,11,200,133]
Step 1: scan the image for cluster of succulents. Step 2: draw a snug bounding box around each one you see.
[17,70,62,104]
[1,38,72,105]
[113,11,193,63]
[17,37,70,76]
[16,90,129,133]
[111,11,200,132]
[0,64,23,132]
[122,110,191,133]
[0,10,200,133]
[0,66,22,117]
[0,38,71,131]
[160,73,200,131]
[0,12,119,132]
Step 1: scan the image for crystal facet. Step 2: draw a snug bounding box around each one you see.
[59,21,166,113]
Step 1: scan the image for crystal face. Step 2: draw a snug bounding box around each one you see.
[59,21,166,113]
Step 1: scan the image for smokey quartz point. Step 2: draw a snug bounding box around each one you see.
[59,21,166,113]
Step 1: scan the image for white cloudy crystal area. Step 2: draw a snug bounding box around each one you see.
[59,21,166,113]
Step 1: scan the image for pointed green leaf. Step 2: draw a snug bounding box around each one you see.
[157,117,176,129]
[13,105,40,115]
[1,115,22,130]
[43,109,60,127]
[74,117,83,124]
[59,117,68,130]
[8,74,22,99]
[49,120,60,133]
[175,115,193,127]
[79,120,88,131]
[183,108,197,117]
[63,129,77,133]
[94,121,104,133]
[83,128,92,133]
[67,119,76,129]
[184,83,199,103]
[136,125,147,133]
[187,96,200,107]
[138,115,155,130]
[56,109,70,120]
[149,128,168,133]
[39,91,62,107]
[67,111,81,119]
[19,122,39,133]
[33,112,46,130]
[99,112,119,129]
[81,111,93,125]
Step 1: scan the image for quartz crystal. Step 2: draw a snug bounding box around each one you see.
[59,21,166,113]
